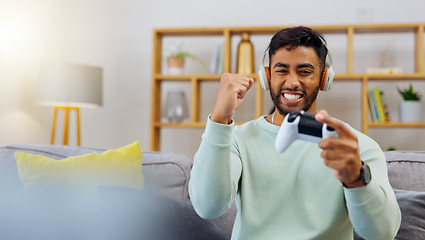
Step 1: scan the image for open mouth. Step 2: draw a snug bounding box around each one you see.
[282,92,303,104]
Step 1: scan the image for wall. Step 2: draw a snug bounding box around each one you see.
[0,0,425,159]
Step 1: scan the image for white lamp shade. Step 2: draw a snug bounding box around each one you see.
[37,63,103,108]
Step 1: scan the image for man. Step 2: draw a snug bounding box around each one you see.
[189,26,401,239]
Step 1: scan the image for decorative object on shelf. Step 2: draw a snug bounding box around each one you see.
[379,46,390,67]
[37,63,103,146]
[387,146,396,151]
[166,44,199,75]
[210,43,224,74]
[236,32,254,74]
[366,45,403,74]
[397,84,422,122]
[162,91,189,123]
[167,56,186,75]
[366,67,403,74]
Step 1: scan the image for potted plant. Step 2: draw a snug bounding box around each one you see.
[397,84,423,122]
[166,45,198,75]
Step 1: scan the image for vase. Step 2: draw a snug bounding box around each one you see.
[399,101,422,122]
[163,91,189,123]
[236,32,254,74]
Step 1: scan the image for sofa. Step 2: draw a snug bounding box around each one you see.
[0,143,424,239]
[0,143,232,240]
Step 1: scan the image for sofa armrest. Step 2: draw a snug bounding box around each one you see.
[384,151,425,192]
[142,151,192,199]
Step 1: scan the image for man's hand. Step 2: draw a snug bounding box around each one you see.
[210,73,254,124]
[315,110,364,188]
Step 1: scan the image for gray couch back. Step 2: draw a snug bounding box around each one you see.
[384,151,425,192]
[1,144,425,199]
[0,144,192,199]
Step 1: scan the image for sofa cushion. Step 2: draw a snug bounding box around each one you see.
[394,189,425,239]
[0,144,192,199]
[0,144,105,190]
[384,151,425,192]
[15,141,144,191]
[0,186,229,240]
[354,189,425,240]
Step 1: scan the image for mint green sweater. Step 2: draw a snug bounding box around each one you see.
[189,116,401,240]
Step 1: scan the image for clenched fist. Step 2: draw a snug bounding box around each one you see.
[210,73,254,124]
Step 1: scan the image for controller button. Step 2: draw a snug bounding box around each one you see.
[287,110,303,122]
[326,126,335,131]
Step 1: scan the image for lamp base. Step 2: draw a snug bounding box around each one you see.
[51,106,81,146]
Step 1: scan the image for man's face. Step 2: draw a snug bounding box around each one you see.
[269,46,321,116]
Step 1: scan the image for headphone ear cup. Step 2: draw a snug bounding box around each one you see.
[258,66,270,91]
[319,67,328,91]
[319,66,335,91]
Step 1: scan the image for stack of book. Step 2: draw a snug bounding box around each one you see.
[368,87,390,123]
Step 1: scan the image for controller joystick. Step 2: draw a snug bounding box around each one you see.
[275,110,339,153]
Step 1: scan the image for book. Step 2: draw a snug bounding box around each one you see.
[368,89,379,123]
[372,87,386,123]
[379,90,391,122]
[368,87,390,123]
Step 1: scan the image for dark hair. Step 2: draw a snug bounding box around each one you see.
[268,26,328,69]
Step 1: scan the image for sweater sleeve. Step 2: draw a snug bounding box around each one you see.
[344,133,401,239]
[188,116,242,219]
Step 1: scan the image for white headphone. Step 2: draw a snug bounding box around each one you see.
[258,36,335,91]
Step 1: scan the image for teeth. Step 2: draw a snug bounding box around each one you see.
[284,93,301,100]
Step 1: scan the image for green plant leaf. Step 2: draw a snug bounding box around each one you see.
[397,84,421,101]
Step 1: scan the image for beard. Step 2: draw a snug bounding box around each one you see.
[270,85,319,116]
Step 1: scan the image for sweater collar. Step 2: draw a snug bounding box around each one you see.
[257,115,280,134]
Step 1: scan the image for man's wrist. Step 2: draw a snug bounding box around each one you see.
[210,114,233,125]
[343,161,371,188]
[343,178,365,188]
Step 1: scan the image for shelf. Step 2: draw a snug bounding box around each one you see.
[154,122,206,128]
[154,28,226,36]
[151,23,425,151]
[155,73,425,81]
[155,121,425,129]
[155,73,261,81]
[334,73,425,80]
[368,122,425,128]
[155,74,222,80]
[153,23,425,36]
[154,121,246,128]
[366,73,425,80]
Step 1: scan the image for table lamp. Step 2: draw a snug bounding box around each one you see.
[37,63,103,146]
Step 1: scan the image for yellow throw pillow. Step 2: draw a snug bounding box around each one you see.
[15,141,144,191]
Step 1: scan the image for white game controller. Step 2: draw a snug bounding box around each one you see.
[275,110,339,153]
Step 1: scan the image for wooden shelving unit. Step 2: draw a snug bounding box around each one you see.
[150,23,425,151]
[361,73,425,134]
